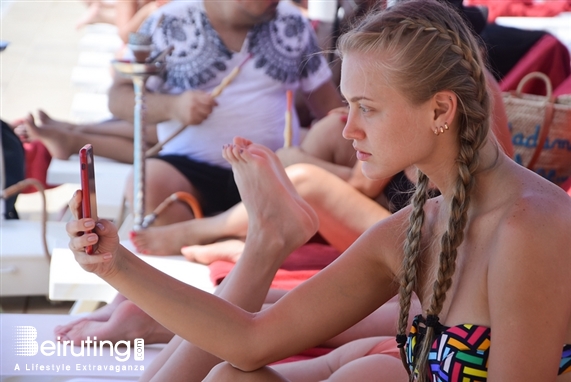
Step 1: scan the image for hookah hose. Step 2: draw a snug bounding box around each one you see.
[140,191,203,229]
[2,179,50,260]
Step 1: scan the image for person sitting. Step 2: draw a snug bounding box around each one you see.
[53,0,342,344]
[66,0,571,380]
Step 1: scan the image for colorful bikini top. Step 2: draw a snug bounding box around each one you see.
[404,314,571,380]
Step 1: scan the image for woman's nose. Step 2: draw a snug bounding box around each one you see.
[342,115,363,140]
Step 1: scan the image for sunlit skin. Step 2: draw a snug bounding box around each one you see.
[340,53,460,195]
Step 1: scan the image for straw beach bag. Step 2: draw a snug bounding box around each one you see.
[503,72,571,186]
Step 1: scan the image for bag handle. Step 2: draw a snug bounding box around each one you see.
[513,72,556,169]
[515,71,553,98]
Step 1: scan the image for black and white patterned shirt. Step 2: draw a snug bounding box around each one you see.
[139,0,331,167]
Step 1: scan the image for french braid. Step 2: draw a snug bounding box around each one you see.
[338,1,490,380]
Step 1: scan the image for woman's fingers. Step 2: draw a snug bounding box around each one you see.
[68,190,82,219]
[68,230,98,252]
[66,217,95,238]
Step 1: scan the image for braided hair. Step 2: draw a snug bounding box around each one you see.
[337,1,490,380]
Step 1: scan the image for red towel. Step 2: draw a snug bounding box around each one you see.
[208,242,342,290]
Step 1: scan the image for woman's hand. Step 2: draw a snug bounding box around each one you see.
[66,190,121,278]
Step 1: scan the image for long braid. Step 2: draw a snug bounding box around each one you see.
[400,19,490,382]
[397,170,430,377]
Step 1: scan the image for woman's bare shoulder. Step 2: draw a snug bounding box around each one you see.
[493,172,571,265]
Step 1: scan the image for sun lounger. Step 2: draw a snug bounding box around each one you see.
[49,241,215,305]
[1,220,69,297]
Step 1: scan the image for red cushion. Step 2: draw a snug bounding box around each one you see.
[22,141,54,194]
[208,243,342,290]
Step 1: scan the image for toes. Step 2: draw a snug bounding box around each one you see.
[233,136,252,148]
[38,109,50,123]
[222,144,239,164]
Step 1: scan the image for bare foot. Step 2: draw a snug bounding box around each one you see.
[181,239,245,264]
[131,208,245,256]
[37,110,75,131]
[54,295,123,340]
[130,221,198,256]
[223,137,318,254]
[56,300,173,344]
[23,114,75,159]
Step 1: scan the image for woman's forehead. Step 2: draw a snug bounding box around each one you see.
[340,54,389,99]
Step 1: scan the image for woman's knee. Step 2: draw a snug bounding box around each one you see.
[204,362,289,382]
[286,163,330,199]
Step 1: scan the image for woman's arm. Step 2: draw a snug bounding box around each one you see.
[68,200,405,372]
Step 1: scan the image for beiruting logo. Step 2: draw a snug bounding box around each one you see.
[13,326,145,373]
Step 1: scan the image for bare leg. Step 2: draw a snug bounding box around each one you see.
[204,363,290,382]
[272,336,408,382]
[36,110,157,142]
[205,337,407,382]
[142,138,318,382]
[286,163,391,252]
[131,161,389,257]
[23,114,135,163]
[180,239,244,264]
[130,203,248,255]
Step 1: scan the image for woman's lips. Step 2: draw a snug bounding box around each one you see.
[356,150,372,161]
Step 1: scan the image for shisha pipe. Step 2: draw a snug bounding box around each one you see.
[145,53,253,158]
[112,33,168,230]
[139,191,203,229]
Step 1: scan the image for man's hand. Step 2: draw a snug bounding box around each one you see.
[169,90,218,126]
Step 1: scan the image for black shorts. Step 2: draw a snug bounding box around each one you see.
[156,154,241,216]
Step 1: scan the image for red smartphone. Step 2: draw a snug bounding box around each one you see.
[79,144,98,254]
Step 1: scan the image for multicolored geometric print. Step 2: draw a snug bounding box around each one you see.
[562,344,571,375]
[406,315,571,381]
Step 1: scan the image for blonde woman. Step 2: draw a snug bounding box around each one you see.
[66,0,571,380]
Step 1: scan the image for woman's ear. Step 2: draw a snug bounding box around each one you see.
[432,91,456,125]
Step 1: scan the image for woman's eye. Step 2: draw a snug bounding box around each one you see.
[359,104,370,113]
